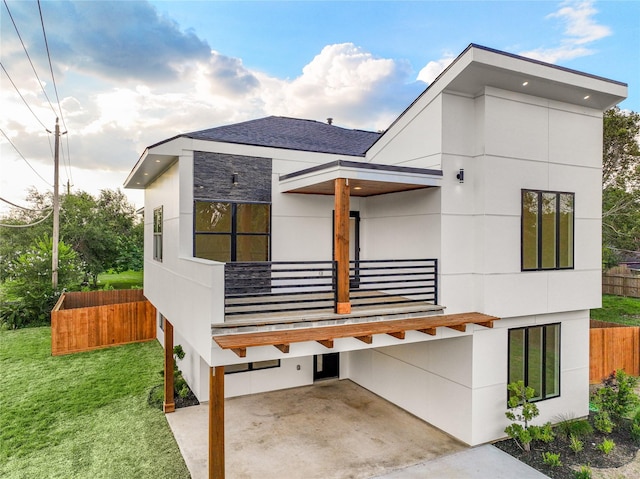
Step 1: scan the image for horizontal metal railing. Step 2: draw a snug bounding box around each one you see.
[224,261,336,316]
[349,259,438,307]
[224,258,438,318]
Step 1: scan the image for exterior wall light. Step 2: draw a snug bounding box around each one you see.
[232,173,239,186]
[456,168,464,183]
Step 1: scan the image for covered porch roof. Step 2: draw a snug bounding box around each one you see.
[213,312,498,358]
[279,159,443,196]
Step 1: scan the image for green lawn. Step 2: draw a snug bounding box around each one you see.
[96,270,143,290]
[0,327,190,479]
[590,294,640,326]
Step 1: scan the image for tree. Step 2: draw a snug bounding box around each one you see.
[602,107,640,261]
[1,188,142,287]
[1,236,83,327]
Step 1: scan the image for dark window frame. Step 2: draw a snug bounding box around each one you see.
[224,359,281,375]
[521,189,575,271]
[153,206,163,262]
[508,323,561,403]
[193,200,271,262]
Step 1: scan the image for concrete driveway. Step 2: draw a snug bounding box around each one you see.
[166,379,548,478]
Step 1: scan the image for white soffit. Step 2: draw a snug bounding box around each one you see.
[279,160,443,197]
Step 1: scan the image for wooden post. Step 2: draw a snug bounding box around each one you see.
[163,319,175,413]
[334,178,351,314]
[209,366,225,479]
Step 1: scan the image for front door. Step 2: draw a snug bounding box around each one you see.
[314,353,340,381]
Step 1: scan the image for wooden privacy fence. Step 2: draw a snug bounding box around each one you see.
[602,265,640,298]
[51,289,156,356]
[590,320,640,383]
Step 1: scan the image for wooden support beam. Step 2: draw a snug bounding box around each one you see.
[163,319,175,413]
[334,178,351,314]
[317,339,334,348]
[274,343,290,354]
[387,331,405,340]
[418,328,437,336]
[448,324,467,332]
[231,347,246,358]
[209,366,225,479]
[355,335,373,344]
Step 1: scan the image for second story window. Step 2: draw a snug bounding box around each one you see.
[153,206,163,262]
[521,190,574,271]
[194,201,270,262]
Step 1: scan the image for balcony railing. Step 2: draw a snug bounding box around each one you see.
[224,258,437,319]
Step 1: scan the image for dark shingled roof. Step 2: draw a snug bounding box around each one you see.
[181,116,381,157]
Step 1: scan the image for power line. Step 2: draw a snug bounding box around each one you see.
[2,0,58,118]
[0,208,52,228]
[0,196,51,211]
[37,0,66,131]
[0,61,50,131]
[0,127,53,187]
[37,0,72,188]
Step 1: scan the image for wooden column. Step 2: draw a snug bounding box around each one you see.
[163,319,175,413]
[209,366,225,479]
[334,178,351,314]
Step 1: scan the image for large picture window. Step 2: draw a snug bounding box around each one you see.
[194,201,270,262]
[522,190,574,271]
[508,324,560,401]
[153,206,163,262]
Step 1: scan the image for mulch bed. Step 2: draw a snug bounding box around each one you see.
[494,414,639,479]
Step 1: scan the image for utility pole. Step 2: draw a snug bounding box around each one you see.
[52,118,60,289]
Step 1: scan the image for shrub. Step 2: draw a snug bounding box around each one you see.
[574,465,592,479]
[541,451,562,467]
[592,370,640,421]
[594,411,614,434]
[555,417,593,439]
[505,381,540,452]
[530,423,555,443]
[631,411,640,443]
[597,438,615,454]
[569,434,584,454]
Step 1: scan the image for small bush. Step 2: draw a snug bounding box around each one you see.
[530,423,555,443]
[594,411,614,434]
[569,434,584,454]
[597,438,615,455]
[555,417,593,438]
[505,381,540,452]
[147,384,164,410]
[631,411,640,443]
[592,370,640,422]
[574,465,592,479]
[178,384,190,399]
[541,451,562,467]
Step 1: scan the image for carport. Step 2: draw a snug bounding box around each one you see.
[166,379,467,479]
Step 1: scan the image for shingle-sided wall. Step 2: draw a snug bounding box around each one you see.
[193,151,272,202]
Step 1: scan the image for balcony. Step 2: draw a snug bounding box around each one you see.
[219,259,440,328]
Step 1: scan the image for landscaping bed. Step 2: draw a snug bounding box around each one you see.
[495,413,639,478]
[495,374,640,479]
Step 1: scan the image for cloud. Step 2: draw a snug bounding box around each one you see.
[416,54,456,85]
[259,43,423,131]
[519,0,611,63]
[21,1,212,83]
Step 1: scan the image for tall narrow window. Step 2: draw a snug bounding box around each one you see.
[521,190,574,271]
[194,201,270,262]
[508,324,560,401]
[153,206,163,262]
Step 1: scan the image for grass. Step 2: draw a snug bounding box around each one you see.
[95,270,143,290]
[591,295,640,326]
[0,327,190,479]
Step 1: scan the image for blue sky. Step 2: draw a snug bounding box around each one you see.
[1,0,638,211]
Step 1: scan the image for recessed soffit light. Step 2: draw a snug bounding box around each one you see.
[584,95,590,100]
[522,81,529,87]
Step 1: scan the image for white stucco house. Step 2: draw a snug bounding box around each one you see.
[125,44,627,477]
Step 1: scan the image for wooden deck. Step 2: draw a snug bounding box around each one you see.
[214,312,498,358]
